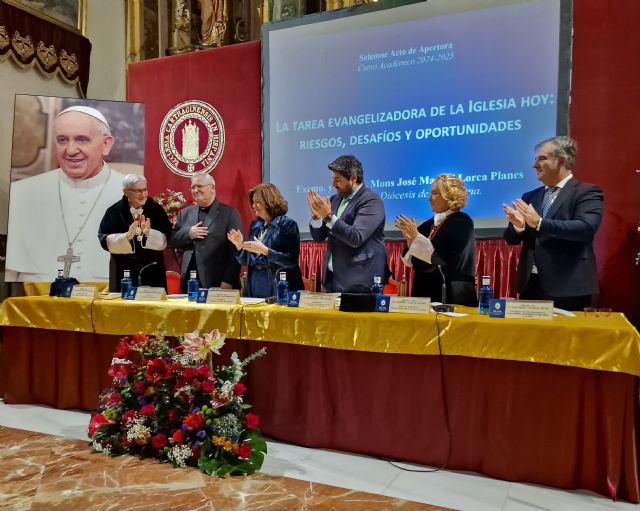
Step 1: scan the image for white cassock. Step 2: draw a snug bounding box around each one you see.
[5,163,125,282]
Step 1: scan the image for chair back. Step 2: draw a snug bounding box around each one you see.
[166,271,181,295]
[385,277,408,296]
[302,273,317,292]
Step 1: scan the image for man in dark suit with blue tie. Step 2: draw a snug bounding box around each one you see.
[307,155,388,293]
[503,136,604,311]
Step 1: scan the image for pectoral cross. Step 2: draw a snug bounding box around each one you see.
[57,245,80,277]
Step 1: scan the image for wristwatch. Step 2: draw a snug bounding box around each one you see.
[323,214,333,224]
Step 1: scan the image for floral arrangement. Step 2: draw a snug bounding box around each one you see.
[89,329,267,477]
[154,189,194,225]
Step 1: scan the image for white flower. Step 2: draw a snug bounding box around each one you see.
[181,329,226,360]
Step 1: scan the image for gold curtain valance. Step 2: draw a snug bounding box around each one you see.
[0,2,91,96]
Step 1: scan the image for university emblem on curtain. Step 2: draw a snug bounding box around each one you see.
[159,100,226,176]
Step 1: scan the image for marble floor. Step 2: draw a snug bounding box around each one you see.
[0,401,639,511]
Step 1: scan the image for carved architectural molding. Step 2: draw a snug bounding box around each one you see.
[0,3,90,95]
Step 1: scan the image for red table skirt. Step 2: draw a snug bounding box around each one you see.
[1,326,638,502]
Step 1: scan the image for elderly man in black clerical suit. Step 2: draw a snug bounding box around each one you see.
[98,174,173,291]
[503,135,604,311]
[169,174,243,291]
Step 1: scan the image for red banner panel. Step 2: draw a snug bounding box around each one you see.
[126,42,262,227]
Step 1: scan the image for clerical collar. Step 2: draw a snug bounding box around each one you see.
[59,162,110,189]
[199,205,211,213]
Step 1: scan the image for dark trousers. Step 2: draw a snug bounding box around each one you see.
[521,274,593,311]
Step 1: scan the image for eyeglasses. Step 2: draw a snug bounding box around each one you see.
[126,188,148,194]
[190,184,212,190]
[583,307,613,317]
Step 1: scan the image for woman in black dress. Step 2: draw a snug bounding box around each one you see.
[395,174,477,306]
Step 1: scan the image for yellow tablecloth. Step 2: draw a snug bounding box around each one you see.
[0,296,94,332]
[242,304,640,376]
[22,281,110,296]
[91,297,243,338]
[1,296,639,376]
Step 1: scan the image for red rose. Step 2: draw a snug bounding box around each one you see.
[167,409,180,423]
[201,380,215,393]
[131,333,148,345]
[162,198,169,205]
[192,446,201,460]
[235,443,252,459]
[88,413,111,436]
[140,404,155,416]
[108,363,131,379]
[121,410,136,425]
[182,368,198,381]
[172,429,184,443]
[197,365,211,378]
[108,393,122,404]
[183,413,205,430]
[113,338,131,359]
[245,413,259,429]
[133,382,146,394]
[151,433,168,449]
[145,358,172,383]
[233,383,246,396]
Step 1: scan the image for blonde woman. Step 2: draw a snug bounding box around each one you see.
[395,173,477,306]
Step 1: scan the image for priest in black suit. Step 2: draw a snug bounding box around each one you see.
[503,136,604,311]
[98,174,173,291]
[168,174,243,291]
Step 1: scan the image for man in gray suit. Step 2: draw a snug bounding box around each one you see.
[307,155,388,293]
[503,136,604,310]
[169,174,243,290]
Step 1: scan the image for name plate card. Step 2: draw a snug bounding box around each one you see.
[69,285,97,299]
[199,288,240,305]
[297,292,336,310]
[489,298,554,320]
[129,287,165,302]
[376,295,431,314]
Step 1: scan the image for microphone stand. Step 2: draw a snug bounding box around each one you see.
[138,261,158,287]
[433,265,454,313]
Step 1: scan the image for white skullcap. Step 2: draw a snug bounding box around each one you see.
[56,105,110,131]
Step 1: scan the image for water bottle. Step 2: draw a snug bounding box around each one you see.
[120,270,132,298]
[187,271,200,302]
[276,271,289,305]
[371,274,384,295]
[478,275,493,315]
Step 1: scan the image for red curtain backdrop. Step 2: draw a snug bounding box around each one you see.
[128,2,640,322]
[300,239,521,297]
[571,2,640,324]
[127,42,263,227]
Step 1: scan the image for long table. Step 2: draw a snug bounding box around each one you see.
[1,296,639,502]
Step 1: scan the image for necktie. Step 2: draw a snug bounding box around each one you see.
[336,197,350,218]
[542,187,558,217]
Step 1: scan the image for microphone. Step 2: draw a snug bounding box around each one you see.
[138,261,158,287]
[433,264,454,313]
